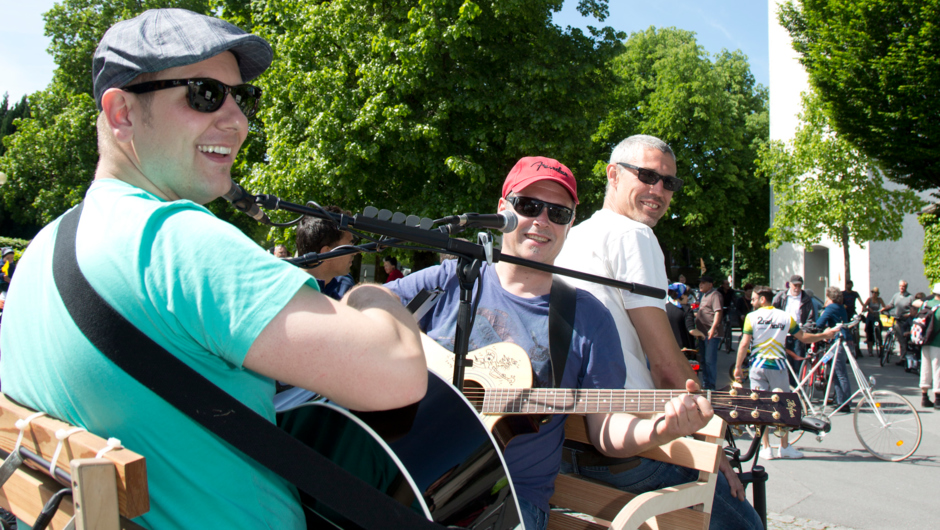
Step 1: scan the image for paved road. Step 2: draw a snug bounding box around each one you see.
[714,333,937,530]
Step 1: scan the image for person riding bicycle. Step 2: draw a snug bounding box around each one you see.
[817,286,857,413]
[733,286,837,460]
[862,287,885,356]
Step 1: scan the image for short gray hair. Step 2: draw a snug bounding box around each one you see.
[606,135,676,196]
[826,286,843,305]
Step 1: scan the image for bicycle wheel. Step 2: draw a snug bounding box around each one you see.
[798,360,817,403]
[853,390,922,461]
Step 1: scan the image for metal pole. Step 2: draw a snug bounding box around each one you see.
[731,226,736,288]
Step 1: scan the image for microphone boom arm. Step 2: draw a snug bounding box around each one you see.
[253,193,666,300]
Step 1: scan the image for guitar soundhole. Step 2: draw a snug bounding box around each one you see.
[463,380,485,413]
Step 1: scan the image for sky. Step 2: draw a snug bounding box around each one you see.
[0,0,769,103]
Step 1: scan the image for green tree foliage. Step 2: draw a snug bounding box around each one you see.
[0,94,31,157]
[0,0,266,239]
[919,213,940,285]
[779,0,940,192]
[0,88,98,226]
[43,0,211,96]
[758,92,924,283]
[251,0,622,235]
[592,27,770,284]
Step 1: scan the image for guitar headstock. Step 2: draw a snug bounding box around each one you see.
[710,388,802,428]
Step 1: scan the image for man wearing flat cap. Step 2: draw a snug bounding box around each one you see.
[0,9,426,527]
[772,274,818,375]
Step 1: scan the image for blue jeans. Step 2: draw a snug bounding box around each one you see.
[698,337,721,389]
[560,457,762,530]
[831,343,852,406]
[519,497,547,530]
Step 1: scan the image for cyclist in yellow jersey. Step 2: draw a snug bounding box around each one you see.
[734,286,836,460]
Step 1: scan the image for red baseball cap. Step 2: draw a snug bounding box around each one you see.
[501,156,578,204]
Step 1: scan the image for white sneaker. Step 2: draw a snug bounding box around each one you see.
[779,445,804,459]
[759,447,777,460]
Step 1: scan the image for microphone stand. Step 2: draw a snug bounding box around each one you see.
[253,193,665,389]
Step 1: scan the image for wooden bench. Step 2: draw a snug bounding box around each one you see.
[0,394,148,530]
[548,414,726,530]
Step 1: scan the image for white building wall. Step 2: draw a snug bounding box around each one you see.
[767,0,931,297]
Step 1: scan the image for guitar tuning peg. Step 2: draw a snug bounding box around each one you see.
[773,411,781,420]
[751,410,760,419]
[363,206,378,218]
[750,392,759,401]
[378,209,393,221]
[729,388,738,397]
[406,215,420,227]
[419,217,434,230]
[729,410,739,419]
[772,394,780,403]
[391,212,407,224]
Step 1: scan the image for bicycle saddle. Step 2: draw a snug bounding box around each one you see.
[800,416,831,434]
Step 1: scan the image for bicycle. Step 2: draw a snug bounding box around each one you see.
[719,309,734,352]
[879,313,896,367]
[797,342,830,405]
[782,316,922,461]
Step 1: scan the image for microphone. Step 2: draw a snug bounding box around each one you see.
[443,211,518,233]
[222,182,270,224]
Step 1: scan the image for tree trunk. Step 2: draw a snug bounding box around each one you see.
[842,224,851,286]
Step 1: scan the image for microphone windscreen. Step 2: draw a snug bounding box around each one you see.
[501,210,518,233]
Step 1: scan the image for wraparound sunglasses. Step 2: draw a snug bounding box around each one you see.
[616,162,684,192]
[506,196,575,225]
[123,77,262,118]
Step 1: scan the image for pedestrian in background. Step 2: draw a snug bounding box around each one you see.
[817,286,855,412]
[695,275,723,390]
[862,287,885,356]
[883,280,914,358]
[773,275,817,381]
[912,284,940,409]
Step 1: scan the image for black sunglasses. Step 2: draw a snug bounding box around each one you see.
[123,78,262,118]
[616,162,684,192]
[506,196,574,225]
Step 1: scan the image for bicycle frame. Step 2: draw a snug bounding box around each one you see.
[788,322,889,433]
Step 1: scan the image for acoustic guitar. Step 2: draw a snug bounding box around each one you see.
[422,339,803,449]
[276,370,522,529]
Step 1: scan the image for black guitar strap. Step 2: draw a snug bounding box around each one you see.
[52,203,441,529]
[549,277,577,388]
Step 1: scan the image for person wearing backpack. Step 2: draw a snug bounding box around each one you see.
[912,283,940,408]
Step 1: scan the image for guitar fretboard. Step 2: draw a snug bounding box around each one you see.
[479,388,714,415]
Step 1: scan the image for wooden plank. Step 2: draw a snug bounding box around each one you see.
[0,465,147,530]
[72,459,120,530]
[0,394,149,518]
[0,464,74,530]
[551,473,638,520]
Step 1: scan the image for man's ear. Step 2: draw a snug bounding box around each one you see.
[606,164,619,188]
[319,245,332,254]
[497,196,510,212]
[100,88,136,143]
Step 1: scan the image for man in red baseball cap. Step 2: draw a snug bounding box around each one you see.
[387,156,715,530]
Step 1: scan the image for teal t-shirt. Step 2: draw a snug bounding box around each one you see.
[0,179,318,528]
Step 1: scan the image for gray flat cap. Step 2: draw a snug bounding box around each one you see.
[92,8,273,110]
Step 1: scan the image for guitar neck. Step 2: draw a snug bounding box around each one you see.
[478,388,712,415]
